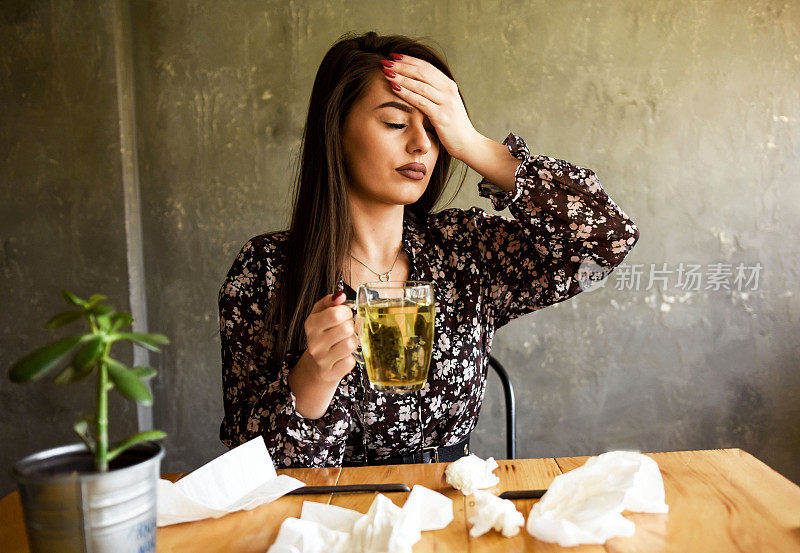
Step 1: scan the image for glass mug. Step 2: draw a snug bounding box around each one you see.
[345,281,435,394]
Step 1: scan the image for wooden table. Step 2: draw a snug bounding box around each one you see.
[2,449,799,552]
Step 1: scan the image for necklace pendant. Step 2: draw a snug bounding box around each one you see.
[378,272,391,282]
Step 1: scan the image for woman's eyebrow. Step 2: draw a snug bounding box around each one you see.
[374,101,414,113]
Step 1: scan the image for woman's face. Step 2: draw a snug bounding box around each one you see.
[341,72,439,206]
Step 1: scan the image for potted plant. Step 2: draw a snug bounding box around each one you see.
[8,290,168,553]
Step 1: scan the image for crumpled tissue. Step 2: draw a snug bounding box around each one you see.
[157,436,305,526]
[468,490,524,538]
[445,454,500,495]
[526,451,669,546]
[268,484,453,553]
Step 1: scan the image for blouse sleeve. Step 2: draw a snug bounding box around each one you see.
[472,132,640,328]
[218,237,353,467]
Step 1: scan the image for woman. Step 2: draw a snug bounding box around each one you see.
[219,31,639,467]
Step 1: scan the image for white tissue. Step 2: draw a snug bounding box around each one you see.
[157,436,305,526]
[445,454,500,495]
[267,485,453,553]
[268,518,351,553]
[301,501,362,533]
[526,451,669,547]
[349,494,418,553]
[468,490,524,538]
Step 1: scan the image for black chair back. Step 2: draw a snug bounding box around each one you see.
[487,355,516,459]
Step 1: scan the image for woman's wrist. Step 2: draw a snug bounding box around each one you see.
[458,132,522,193]
[288,349,342,420]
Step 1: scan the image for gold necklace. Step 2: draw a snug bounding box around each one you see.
[349,244,402,282]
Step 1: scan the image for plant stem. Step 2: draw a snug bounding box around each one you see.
[91,311,113,472]
[96,359,109,472]
[94,322,111,473]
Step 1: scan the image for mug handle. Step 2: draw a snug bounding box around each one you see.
[343,300,365,368]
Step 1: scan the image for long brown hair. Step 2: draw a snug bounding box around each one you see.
[272,31,470,357]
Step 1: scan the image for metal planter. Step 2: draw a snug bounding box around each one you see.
[11,441,164,553]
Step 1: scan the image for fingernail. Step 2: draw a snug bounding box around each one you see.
[389,53,403,61]
[390,82,401,92]
[380,60,394,68]
[333,291,346,302]
[382,67,396,78]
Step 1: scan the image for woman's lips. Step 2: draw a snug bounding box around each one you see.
[395,162,426,180]
[396,169,425,181]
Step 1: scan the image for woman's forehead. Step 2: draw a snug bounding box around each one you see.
[360,76,429,120]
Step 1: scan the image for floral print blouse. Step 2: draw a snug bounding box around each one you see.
[219,132,640,467]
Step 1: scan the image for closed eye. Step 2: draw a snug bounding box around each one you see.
[386,123,438,137]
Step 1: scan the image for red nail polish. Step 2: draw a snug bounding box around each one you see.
[333,291,346,302]
[389,53,403,61]
[382,67,396,78]
[391,82,401,92]
[380,60,394,68]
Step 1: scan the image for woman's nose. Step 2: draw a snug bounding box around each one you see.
[407,124,433,153]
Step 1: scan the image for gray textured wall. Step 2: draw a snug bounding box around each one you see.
[0,0,138,496]
[2,0,798,497]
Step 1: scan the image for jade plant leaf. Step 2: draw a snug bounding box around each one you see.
[91,305,116,331]
[73,336,104,370]
[53,335,104,384]
[109,313,134,332]
[115,332,170,352]
[74,418,96,453]
[130,366,158,380]
[8,335,86,382]
[86,294,108,307]
[106,358,153,405]
[45,309,85,329]
[53,363,95,384]
[62,289,85,306]
[107,430,167,462]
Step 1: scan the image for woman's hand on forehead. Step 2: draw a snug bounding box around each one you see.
[380,53,480,161]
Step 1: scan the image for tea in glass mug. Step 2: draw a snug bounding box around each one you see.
[352,281,435,394]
